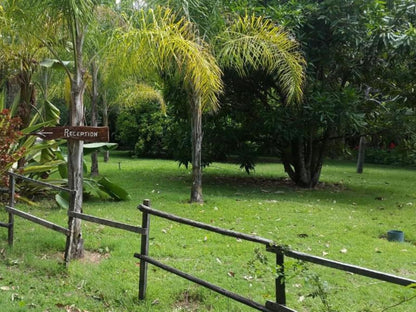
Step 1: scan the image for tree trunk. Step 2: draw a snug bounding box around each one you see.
[67,26,86,260]
[190,94,203,203]
[102,92,110,162]
[356,136,366,174]
[281,134,328,188]
[90,61,99,176]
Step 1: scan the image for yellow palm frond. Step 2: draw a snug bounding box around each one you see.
[217,14,305,104]
[109,7,223,111]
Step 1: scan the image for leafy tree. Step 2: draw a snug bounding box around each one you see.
[261,0,413,185]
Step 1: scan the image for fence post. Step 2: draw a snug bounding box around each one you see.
[8,173,15,247]
[64,189,77,266]
[275,247,286,305]
[138,199,151,300]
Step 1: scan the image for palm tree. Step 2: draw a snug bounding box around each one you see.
[216,14,304,105]
[34,0,97,259]
[148,1,305,201]
[109,7,223,203]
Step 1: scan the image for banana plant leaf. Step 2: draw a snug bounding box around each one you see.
[23,160,67,174]
[83,142,118,155]
[98,177,131,201]
[40,58,72,70]
[55,191,69,210]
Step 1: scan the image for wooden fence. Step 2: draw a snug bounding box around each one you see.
[0,172,145,266]
[1,175,415,311]
[136,200,416,312]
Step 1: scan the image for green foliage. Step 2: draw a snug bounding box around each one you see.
[115,102,170,158]
[97,177,131,201]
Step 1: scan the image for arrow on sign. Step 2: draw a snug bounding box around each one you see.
[35,131,54,137]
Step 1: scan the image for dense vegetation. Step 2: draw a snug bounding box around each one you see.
[2,0,415,196]
[0,1,415,310]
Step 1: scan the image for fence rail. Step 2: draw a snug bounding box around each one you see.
[136,200,416,312]
[268,246,416,287]
[6,205,70,236]
[68,211,146,234]
[7,172,74,194]
[1,171,144,266]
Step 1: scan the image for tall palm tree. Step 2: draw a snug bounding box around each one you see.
[39,0,96,259]
[109,7,223,203]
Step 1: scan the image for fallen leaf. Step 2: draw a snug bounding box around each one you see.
[1,286,10,291]
[228,271,235,277]
[340,248,348,254]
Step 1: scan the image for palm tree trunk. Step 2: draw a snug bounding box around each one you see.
[67,26,85,260]
[190,94,203,203]
[102,91,110,162]
[90,60,99,176]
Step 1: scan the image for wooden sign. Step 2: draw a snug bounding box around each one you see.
[34,126,109,142]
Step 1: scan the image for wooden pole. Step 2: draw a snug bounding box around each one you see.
[8,174,15,247]
[64,189,77,266]
[138,199,151,300]
[275,248,286,306]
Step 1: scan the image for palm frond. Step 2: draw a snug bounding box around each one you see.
[109,6,223,111]
[217,14,305,104]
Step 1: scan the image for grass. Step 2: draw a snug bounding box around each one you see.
[0,152,415,311]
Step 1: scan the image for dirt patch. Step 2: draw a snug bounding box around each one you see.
[174,290,208,312]
[78,250,110,264]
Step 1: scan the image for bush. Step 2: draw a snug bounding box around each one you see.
[364,145,416,166]
[115,102,170,158]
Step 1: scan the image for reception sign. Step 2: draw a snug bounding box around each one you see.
[34,126,109,142]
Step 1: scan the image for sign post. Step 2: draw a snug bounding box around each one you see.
[32,126,109,264]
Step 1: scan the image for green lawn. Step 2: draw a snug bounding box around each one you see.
[0,152,415,311]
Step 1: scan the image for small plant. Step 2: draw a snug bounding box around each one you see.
[277,259,335,312]
[381,283,416,311]
[303,271,334,312]
[246,248,271,279]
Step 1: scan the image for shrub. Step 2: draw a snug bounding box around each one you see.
[0,109,26,186]
[115,102,170,158]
